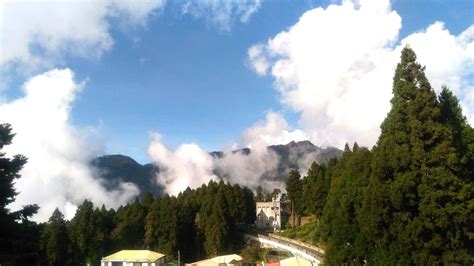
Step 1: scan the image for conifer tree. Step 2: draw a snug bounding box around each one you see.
[286,169,302,227]
[321,144,372,264]
[41,208,71,266]
[0,123,40,264]
[302,162,328,217]
[362,46,473,264]
[255,186,265,202]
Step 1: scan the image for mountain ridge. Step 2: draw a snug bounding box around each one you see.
[92,140,342,196]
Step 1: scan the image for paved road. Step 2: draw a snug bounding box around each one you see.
[245,233,324,265]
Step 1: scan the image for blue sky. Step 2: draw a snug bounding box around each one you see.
[2,0,474,165]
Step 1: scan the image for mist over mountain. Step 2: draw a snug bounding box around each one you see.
[92,140,342,196]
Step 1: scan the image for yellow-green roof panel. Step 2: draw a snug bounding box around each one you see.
[104,250,165,262]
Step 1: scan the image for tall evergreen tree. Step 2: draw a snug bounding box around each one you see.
[255,186,265,202]
[361,47,473,264]
[0,123,40,264]
[41,208,71,266]
[286,169,302,227]
[438,86,474,179]
[321,144,372,264]
[302,162,329,217]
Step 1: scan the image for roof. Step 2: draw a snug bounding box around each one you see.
[189,254,243,266]
[280,256,312,266]
[103,250,165,262]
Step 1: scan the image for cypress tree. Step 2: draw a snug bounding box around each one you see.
[322,144,372,264]
[286,169,302,227]
[362,46,473,264]
[41,208,71,266]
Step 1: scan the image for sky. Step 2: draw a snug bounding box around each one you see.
[1,0,473,221]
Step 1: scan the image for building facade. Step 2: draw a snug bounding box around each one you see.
[256,194,288,230]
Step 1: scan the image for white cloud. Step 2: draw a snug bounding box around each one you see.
[248,0,474,149]
[181,0,262,31]
[147,133,218,196]
[400,22,474,123]
[0,0,165,71]
[216,111,302,189]
[147,111,304,195]
[1,69,139,221]
[248,44,270,75]
[241,111,307,149]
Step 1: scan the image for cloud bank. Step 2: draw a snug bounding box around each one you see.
[1,69,139,221]
[1,0,262,72]
[147,133,219,196]
[147,111,303,195]
[248,0,474,148]
[0,0,166,72]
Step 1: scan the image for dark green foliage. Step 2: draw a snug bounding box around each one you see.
[301,162,330,217]
[287,47,474,265]
[240,241,266,263]
[286,169,303,226]
[321,144,372,264]
[112,199,147,249]
[255,185,265,202]
[359,47,474,264]
[0,123,41,265]
[41,208,71,265]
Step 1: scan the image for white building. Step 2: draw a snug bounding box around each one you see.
[101,250,166,266]
[256,194,287,230]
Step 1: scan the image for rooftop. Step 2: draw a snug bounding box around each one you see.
[103,250,165,262]
[188,254,243,266]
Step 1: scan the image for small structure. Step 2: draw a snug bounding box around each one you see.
[279,256,312,266]
[101,250,165,266]
[256,193,288,230]
[187,254,244,266]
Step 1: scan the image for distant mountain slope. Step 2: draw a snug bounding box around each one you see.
[269,140,342,181]
[92,141,342,196]
[91,154,163,196]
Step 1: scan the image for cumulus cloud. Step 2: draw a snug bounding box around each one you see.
[400,22,474,124]
[147,111,304,195]
[240,111,307,149]
[181,0,262,31]
[247,0,474,148]
[147,133,218,196]
[0,0,165,71]
[1,69,139,221]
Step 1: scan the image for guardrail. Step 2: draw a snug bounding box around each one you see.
[268,233,325,256]
[244,234,323,265]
